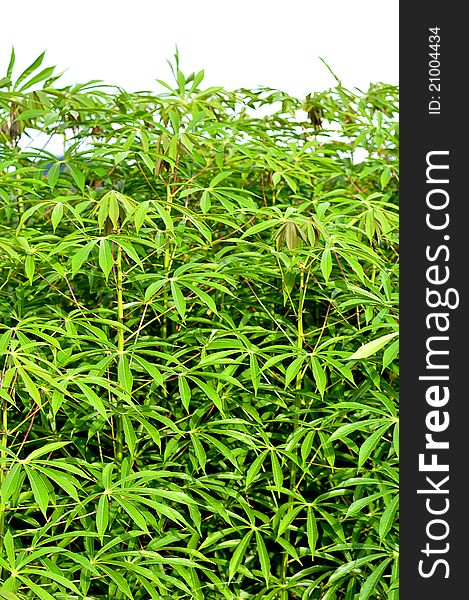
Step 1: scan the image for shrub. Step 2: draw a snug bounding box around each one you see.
[0,50,398,599]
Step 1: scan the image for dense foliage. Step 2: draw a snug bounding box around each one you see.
[0,50,399,599]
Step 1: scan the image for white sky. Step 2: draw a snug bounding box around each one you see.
[1,0,398,97]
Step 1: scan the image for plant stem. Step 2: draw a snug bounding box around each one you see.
[281,267,305,585]
[161,182,173,399]
[0,387,8,575]
[115,242,124,463]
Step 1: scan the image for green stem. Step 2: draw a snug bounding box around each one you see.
[16,168,23,216]
[162,243,170,343]
[161,182,173,399]
[115,243,124,463]
[281,267,305,585]
[0,392,8,575]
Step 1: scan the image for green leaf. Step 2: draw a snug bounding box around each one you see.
[16,577,55,600]
[249,352,260,395]
[7,47,15,79]
[347,332,399,360]
[285,356,305,388]
[47,162,61,188]
[185,284,218,315]
[118,354,133,393]
[200,189,211,213]
[25,467,50,515]
[306,507,318,558]
[276,505,303,537]
[51,202,64,231]
[189,376,223,412]
[171,280,186,319]
[246,450,268,488]
[0,589,20,600]
[96,493,109,540]
[320,247,332,283]
[380,166,392,189]
[178,375,191,411]
[122,415,137,456]
[318,429,335,467]
[272,172,282,185]
[24,441,70,462]
[36,467,80,501]
[99,565,134,599]
[153,203,174,231]
[116,238,143,268]
[389,556,399,600]
[144,279,167,302]
[133,356,164,387]
[133,200,150,233]
[108,192,120,228]
[18,368,41,406]
[190,434,206,471]
[76,381,108,419]
[358,423,390,467]
[71,240,96,276]
[310,356,327,397]
[14,51,45,89]
[270,450,283,493]
[301,430,316,462]
[3,530,14,568]
[1,463,23,503]
[115,495,149,532]
[328,553,388,584]
[24,254,35,284]
[98,238,114,279]
[68,164,85,191]
[255,531,271,585]
[18,65,55,91]
[241,220,275,238]
[379,495,399,540]
[228,531,253,582]
[359,557,392,600]
[345,492,386,518]
[382,338,399,369]
[23,568,81,595]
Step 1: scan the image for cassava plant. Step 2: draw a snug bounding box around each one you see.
[0,48,398,599]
